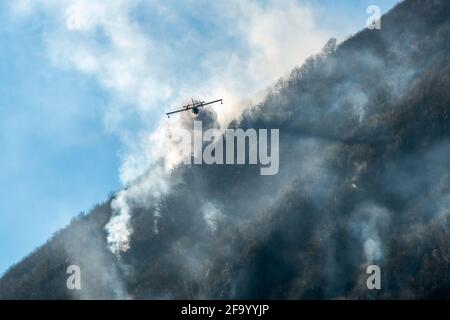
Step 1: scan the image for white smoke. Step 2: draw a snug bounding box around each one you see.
[202,202,224,233]
[106,190,132,254]
[349,203,391,264]
[106,164,171,255]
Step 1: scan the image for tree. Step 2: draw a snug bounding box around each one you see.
[321,38,337,57]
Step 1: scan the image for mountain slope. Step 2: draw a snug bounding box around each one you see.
[1,0,450,299]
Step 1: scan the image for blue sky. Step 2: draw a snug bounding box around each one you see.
[0,0,400,275]
[0,4,122,274]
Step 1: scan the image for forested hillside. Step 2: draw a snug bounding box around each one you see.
[1,0,450,299]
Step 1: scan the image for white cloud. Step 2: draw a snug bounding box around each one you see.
[240,0,327,80]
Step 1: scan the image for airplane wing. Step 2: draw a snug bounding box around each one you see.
[166,102,197,116]
[200,99,222,107]
[166,107,191,116]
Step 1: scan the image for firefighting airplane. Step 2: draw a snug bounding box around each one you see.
[166,98,223,118]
